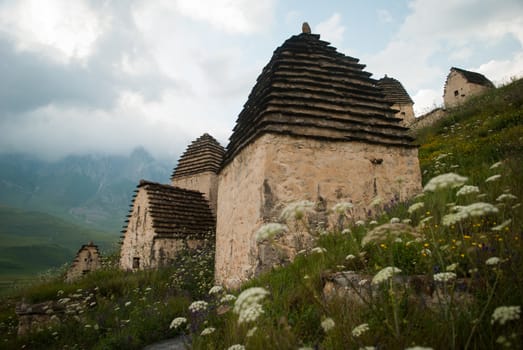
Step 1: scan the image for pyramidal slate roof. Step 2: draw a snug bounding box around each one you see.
[171,133,225,180]
[376,75,414,105]
[223,30,416,165]
[122,180,215,239]
[450,67,494,88]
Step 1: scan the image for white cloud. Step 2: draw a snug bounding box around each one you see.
[475,51,523,85]
[0,88,234,160]
[174,0,275,34]
[0,0,107,63]
[412,89,443,116]
[316,13,345,46]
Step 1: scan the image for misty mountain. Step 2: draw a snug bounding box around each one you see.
[0,148,173,233]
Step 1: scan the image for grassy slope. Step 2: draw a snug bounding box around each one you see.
[0,205,116,284]
[0,79,522,349]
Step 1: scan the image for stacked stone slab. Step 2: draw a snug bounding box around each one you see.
[119,180,215,270]
[171,133,224,214]
[223,33,415,166]
[376,75,415,126]
[443,67,494,108]
[65,242,101,282]
[216,29,422,288]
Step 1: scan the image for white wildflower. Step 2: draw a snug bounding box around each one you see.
[332,202,354,214]
[237,303,264,324]
[310,247,327,254]
[188,300,208,313]
[402,219,412,224]
[436,153,450,160]
[352,323,369,337]
[405,347,434,350]
[341,228,352,234]
[491,306,521,325]
[408,202,425,214]
[456,185,480,197]
[200,327,215,336]
[321,317,335,332]
[355,220,365,226]
[362,223,420,246]
[234,287,269,324]
[246,326,257,337]
[359,347,376,350]
[124,301,131,307]
[280,200,315,220]
[220,294,237,304]
[372,267,402,285]
[485,174,501,183]
[442,202,499,226]
[208,286,224,295]
[486,257,501,266]
[492,219,511,232]
[369,220,378,225]
[390,217,400,224]
[421,248,431,256]
[490,161,503,169]
[255,223,288,242]
[497,194,517,202]
[433,272,456,283]
[345,254,356,261]
[423,173,468,192]
[419,216,433,224]
[169,317,187,329]
[227,345,246,350]
[370,196,382,207]
[446,263,458,272]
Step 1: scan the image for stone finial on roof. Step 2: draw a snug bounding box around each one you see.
[302,22,311,34]
[171,133,225,179]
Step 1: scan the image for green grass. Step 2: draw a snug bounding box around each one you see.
[0,205,116,291]
[0,79,522,349]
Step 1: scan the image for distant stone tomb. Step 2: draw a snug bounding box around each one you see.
[119,180,215,270]
[443,67,494,108]
[65,242,101,282]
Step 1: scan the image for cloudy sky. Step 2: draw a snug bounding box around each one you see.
[0,0,522,161]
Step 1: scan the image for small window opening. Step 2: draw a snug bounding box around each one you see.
[454,90,459,97]
[132,257,140,269]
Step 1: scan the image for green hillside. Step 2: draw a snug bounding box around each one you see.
[0,205,115,288]
[0,79,522,349]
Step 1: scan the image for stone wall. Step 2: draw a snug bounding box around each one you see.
[171,172,219,214]
[119,189,156,270]
[215,133,422,288]
[65,244,101,282]
[120,188,209,269]
[444,71,491,108]
[409,108,447,132]
[16,301,64,337]
[392,102,416,126]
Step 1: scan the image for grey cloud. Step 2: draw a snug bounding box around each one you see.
[0,2,173,118]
